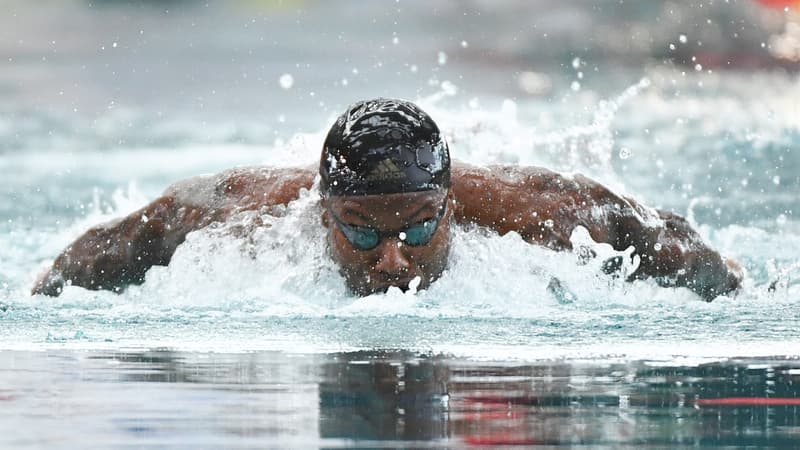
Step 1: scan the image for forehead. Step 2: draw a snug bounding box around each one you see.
[327,189,445,213]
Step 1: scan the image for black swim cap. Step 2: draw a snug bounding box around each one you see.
[319,98,450,197]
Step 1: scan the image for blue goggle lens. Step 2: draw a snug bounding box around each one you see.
[331,200,446,251]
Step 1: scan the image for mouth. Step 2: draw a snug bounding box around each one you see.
[373,275,424,293]
[349,273,426,296]
[376,278,413,291]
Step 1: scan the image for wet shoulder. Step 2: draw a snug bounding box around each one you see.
[216,166,315,211]
[451,162,577,198]
[453,162,631,202]
[449,163,637,245]
[165,166,316,213]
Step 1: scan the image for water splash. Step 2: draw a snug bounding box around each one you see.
[419,78,652,193]
[535,78,652,175]
[4,74,798,357]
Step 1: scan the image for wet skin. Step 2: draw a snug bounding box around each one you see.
[32,163,743,301]
[322,190,452,295]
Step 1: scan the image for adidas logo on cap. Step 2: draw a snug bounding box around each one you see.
[364,158,406,182]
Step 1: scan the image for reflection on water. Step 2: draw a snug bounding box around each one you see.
[2,350,800,447]
[3,0,798,447]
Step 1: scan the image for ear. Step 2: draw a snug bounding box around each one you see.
[321,207,331,229]
[446,189,456,221]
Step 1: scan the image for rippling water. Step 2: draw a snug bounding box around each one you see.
[3,350,800,448]
[2,0,800,447]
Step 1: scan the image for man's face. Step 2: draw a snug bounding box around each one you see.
[322,189,452,296]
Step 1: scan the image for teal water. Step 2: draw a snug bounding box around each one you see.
[2,350,800,448]
[2,0,799,447]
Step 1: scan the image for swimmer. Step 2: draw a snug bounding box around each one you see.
[31,98,743,301]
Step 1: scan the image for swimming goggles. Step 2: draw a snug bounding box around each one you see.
[329,197,448,251]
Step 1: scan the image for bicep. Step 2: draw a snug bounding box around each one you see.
[451,166,609,249]
[33,194,201,295]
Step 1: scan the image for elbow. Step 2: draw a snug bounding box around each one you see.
[719,257,744,297]
[31,271,64,297]
[691,257,744,302]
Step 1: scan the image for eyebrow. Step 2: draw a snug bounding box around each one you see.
[339,206,371,223]
[407,202,439,223]
[339,198,441,226]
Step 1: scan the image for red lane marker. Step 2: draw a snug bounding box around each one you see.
[463,396,516,405]
[697,397,800,406]
[461,411,525,421]
[463,396,539,406]
[754,0,800,9]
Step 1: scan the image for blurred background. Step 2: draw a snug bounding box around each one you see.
[1,0,797,149]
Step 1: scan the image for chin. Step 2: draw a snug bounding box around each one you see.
[356,283,411,296]
[349,276,427,296]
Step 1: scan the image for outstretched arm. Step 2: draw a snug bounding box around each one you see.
[451,164,742,301]
[32,193,216,296]
[32,166,315,296]
[608,198,742,300]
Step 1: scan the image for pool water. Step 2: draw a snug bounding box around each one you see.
[3,350,800,448]
[2,0,799,447]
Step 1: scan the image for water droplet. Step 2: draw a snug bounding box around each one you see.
[654,242,663,251]
[619,147,632,159]
[570,81,581,91]
[544,219,554,228]
[279,73,294,89]
[773,175,781,185]
[437,51,447,65]
[399,232,407,241]
[669,43,676,50]
[777,214,787,226]
[461,40,468,48]
[440,80,457,95]
[501,99,517,116]
[571,57,581,69]
[408,276,421,294]
[679,34,688,44]
[518,71,552,95]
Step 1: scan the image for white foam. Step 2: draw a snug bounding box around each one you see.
[5,75,799,359]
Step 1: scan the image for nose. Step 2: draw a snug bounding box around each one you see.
[373,238,411,278]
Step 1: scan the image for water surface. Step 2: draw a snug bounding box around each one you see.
[1,0,799,447]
